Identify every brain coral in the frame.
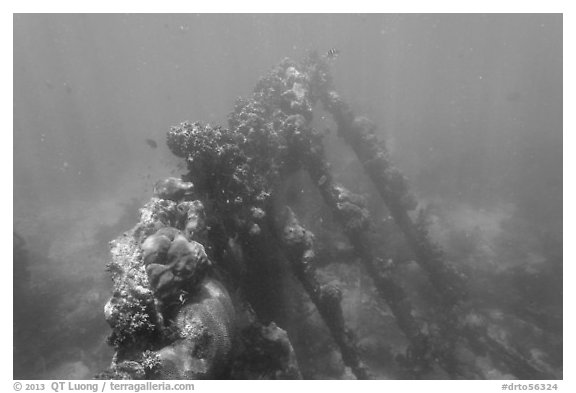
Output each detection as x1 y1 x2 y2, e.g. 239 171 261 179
144 231 211 302
156 278 235 379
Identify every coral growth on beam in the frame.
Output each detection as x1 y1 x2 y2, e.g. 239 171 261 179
101 52 560 380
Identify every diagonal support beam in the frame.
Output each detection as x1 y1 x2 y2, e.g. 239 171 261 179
278 207 371 379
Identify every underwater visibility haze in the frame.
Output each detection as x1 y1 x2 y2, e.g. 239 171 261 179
13 14 562 379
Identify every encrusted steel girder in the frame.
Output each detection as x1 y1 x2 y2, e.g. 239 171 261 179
278 207 371 379
300 52 556 379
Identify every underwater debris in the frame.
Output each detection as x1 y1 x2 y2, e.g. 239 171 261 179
153 177 194 201
102 169 302 379
230 322 302 379
303 51 558 379
103 182 239 377
102 52 559 380
177 200 207 243
305 51 467 308
279 207 370 379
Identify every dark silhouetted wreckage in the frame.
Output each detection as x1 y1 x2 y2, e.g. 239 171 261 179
98 53 561 380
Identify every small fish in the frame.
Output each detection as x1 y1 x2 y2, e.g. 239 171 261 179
178 292 187 304
145 139 158 149
326 48 340 59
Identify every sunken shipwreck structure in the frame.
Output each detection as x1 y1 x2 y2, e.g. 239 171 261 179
99 53 562 380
